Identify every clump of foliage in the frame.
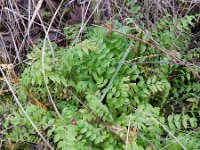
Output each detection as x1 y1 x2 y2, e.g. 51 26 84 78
1 14 200 149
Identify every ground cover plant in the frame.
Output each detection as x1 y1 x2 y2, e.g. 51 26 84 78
0 0 199 150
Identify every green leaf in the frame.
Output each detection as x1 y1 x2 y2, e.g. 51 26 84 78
150 85 158 93
156 84 163 92
57 141 65 149
143 89 151 96
134 96 140 104
140 44 146 53
80 127 88 133
152 76 157 84
147 78 151 85
99 53 106 59
89 134 96 141
186 98 197 103
86 131 92 138
107 67 115 76
54 134 62 143
12 117 21 126
174 115 181 130
189 118 197 128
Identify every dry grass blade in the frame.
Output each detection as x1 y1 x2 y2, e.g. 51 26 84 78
30 0 62 117
160 127 200 150
151 117 187 150
100 42 133 102
20 0 44 49
72 0 103 46
129 105 187 150
125 114 132 150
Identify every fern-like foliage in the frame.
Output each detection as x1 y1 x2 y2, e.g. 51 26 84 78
3 14 200 149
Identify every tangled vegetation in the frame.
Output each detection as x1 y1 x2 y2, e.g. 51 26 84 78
0 1 200 150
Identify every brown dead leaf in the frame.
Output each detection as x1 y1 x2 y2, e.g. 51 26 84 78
9 70 20 84
7 138 14 150
146 145 156 150
28 93 47 110
129 126 138 142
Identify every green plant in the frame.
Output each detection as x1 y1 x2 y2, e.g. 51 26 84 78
2 14 200 149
